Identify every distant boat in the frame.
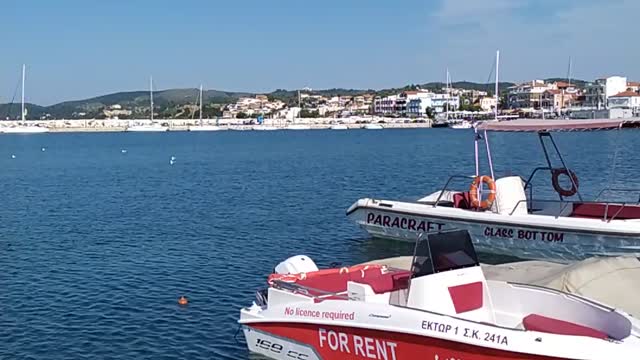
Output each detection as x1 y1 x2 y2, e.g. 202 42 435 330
363 123 383 130
2 65 50 134
252 125 278 131
286 124 312 130
3 126 49 134
449 121 473 129
126 77 168 132
330 124 348 130
188 84 225 131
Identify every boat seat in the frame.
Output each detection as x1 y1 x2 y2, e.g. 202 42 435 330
522 314 608 339
352 270 412 294
570 203 640 220
453 192 471 209
278 268 411 295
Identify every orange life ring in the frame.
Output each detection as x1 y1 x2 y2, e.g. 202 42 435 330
469 175 496 210
551 168 579 197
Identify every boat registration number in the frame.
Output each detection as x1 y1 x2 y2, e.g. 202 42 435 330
422 320 509 346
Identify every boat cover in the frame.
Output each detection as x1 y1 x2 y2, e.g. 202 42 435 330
476 118 625 132
363 256 640 316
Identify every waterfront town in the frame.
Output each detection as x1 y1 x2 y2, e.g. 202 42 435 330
3 75 640 131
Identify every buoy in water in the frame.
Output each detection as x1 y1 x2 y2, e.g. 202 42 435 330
121 149 127 154
178 296 188 305
11 154 16 159
41 147 46 152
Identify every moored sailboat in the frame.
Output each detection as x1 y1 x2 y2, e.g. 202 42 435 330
126 77 168 132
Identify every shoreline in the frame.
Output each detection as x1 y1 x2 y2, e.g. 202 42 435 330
0 118 436 133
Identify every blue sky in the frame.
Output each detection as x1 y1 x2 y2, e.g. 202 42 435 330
2 0 639 105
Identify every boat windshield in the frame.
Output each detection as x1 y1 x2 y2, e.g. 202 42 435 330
411 230 480 278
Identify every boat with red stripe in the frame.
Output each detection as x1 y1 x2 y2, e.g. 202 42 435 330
239 230 640 359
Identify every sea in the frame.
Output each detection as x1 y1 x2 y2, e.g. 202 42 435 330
1 128 638 359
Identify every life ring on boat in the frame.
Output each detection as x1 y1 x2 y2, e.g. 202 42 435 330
551 168 579 197
469 175 496 210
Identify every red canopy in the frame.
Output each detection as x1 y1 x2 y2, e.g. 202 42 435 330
475 118 625 132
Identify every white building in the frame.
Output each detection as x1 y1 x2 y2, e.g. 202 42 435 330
373 95 398 115
406 92 459 117
478 96 497 112
584 76 627 109
608 91 640 110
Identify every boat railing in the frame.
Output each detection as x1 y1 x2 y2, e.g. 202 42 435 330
433 175 476 207
509 198 637 222
270 279 350 301
595 188 640 203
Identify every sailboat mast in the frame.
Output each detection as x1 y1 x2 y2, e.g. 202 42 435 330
298 90 301 122
199 84 203 125
494 50 500 121
567 56 573 87
21 64 26 121
150 76 154 122
445 68 450 121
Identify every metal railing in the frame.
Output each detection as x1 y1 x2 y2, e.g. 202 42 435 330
432 175 476 208
271 279 349 301
595 188 640 203
508 198 640 222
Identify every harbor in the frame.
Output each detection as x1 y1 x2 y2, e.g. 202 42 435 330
4 0 640 358
2 128 640 359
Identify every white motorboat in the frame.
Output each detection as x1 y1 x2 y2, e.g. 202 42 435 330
240 230 640 360
330 124 348 130
253 125 279 131
3 126 49 134
286 124 312 130
187 85 226 132
364 123 383 130
449 120 473 129
347 118 640 262
126 77 168 132
126 122 168 132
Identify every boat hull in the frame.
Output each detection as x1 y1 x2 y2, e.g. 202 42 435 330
126 126 168 132
187 125 225 131
347 199 640 262
2 127 49 134
244 322 579 360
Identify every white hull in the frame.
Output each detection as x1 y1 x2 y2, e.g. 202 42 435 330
126 125 168 132
450 122 473 129
364 124 383 130
253 126 279 131
286 124 312 130
347 198 640 262
1 126 49 134
240 246 640 360
330 124 348 130
188 125 226 131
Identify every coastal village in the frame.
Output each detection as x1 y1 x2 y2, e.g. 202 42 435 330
3 75 640 131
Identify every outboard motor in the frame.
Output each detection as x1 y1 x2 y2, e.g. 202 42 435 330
274 255 319 275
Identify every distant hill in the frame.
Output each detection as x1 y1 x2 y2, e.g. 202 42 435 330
0 79 587 120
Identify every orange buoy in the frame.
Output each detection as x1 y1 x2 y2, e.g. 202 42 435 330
178 296 188 305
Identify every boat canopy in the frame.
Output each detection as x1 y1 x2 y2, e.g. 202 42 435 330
476 118 624 132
